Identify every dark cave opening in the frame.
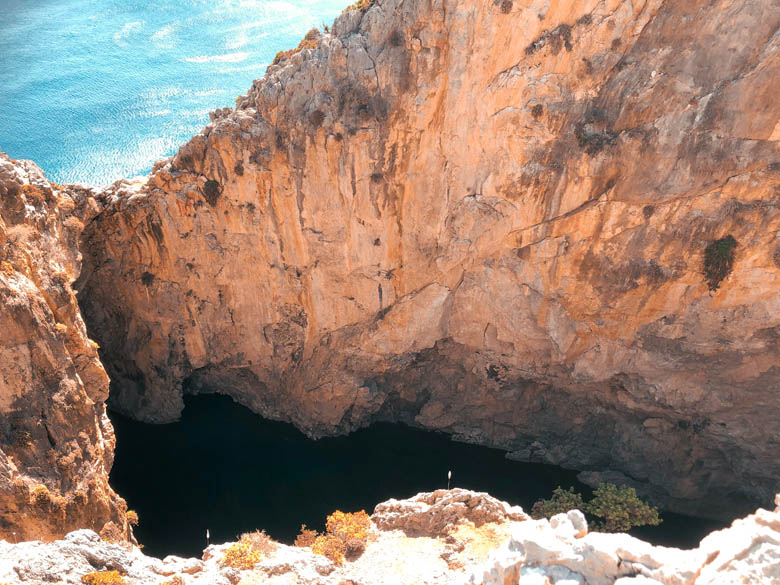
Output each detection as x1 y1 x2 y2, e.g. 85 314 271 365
108 393 727 558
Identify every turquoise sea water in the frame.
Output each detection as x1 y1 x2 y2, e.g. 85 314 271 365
0 0 345 185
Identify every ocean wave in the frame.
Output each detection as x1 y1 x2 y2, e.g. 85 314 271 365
140 109 172 118
193 89 229 97
218 64 269 74
183 52 250 64
139 87 183 103
151 23 177 48
113 21 145 47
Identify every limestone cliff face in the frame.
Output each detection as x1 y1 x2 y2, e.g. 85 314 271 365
78 0 780 518
0 155 131 542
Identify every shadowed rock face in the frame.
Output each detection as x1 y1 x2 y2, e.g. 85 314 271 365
77 0 780 518
0 155 131 542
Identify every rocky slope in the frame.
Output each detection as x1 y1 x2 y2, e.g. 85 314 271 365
0 155 132 543
76 0 780 519
1 489 779 584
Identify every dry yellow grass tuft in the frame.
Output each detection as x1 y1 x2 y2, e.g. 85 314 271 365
221 530 277 570
80 570 126 585
126 510 139 526
296 510 371 565
343 0 374 13
31 484 52 508
311 534 346 565
294 524 318 547
326 510 370 542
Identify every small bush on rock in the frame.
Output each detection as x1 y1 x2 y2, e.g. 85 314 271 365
530 487 584 520
126 510 139 526
31 484 52 508
343 0 374 13
326 509 371 542
295 510 371 565
272 28 321 65
703 234 738 290
586 483 661 533
531 483 661 533
221 530 277 570
311 534 346 565
294 524 318 547
81 571 126 585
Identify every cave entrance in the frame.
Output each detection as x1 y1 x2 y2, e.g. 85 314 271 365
109 394 726 558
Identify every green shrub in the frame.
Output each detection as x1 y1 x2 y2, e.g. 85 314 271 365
703 235 737 290
585 483 661 532
530 483 661 533
203 180 222 206
530 487 584 520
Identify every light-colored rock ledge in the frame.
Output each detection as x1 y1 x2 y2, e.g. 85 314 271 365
1 489 778 585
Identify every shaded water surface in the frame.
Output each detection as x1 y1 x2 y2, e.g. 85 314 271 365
110 394 727 558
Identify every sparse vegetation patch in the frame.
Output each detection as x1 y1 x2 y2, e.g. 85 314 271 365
531 483 661 533
273 28 321 65
221 530 277 570
343 0 375 14
203 180 222 206
295 510 371 565
703 235 737 291
81 571 126 585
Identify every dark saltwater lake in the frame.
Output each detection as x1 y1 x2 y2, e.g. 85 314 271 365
110 394 726 558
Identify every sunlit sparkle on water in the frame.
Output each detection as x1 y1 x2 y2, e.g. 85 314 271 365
0 0 345 185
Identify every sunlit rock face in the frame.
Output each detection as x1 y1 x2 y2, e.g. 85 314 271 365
77 0 780 518
0 154 131 542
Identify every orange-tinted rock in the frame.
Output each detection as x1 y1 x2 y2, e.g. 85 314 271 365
0 155 131 542
77 0 780 518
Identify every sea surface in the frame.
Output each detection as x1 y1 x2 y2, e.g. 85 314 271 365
110 394 727 558
0 0 345 185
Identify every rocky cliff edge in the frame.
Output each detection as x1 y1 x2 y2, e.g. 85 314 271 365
1 489 779 585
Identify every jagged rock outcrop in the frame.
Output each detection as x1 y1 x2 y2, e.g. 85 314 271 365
0 155 131 542
77 0 780 518
1 489 779 584
373 488 529 536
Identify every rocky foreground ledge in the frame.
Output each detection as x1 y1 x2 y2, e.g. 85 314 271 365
1 489 778 585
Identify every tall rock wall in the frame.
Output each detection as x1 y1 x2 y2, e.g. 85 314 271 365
77 0 780 518
0 155 131 542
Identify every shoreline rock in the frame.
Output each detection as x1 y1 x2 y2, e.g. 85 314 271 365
0 489 777 584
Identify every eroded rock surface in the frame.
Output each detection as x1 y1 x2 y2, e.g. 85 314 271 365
0 155 131 542
1 489 779 585
372 488 529 536
77 0 780 517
